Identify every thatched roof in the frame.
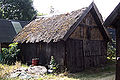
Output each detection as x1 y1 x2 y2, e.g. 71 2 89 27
14 8 87 43
14 2 110 43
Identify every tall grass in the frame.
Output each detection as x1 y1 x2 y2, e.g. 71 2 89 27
0 62 115 80
0 62 26 79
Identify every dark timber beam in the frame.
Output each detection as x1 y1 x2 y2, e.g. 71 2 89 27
115 20 120 80
0 43 2 53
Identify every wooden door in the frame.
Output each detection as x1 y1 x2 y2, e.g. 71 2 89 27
84 40 102 68
66 39 84 72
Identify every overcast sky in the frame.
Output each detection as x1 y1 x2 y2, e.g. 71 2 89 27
33 0 119 20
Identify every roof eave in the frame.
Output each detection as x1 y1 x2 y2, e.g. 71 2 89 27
104 2 120 28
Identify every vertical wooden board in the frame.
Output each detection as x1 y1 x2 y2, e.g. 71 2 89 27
94 56 97 67
36 43 40 57
42 43 49 64
0 43 2 53
83 40 106 68
116 23 120 80
21 43 37 64
90 41 101 56
84 40 91 56
101 41 107 56
80 26 84 39
91 28 103 40
1 43 9 48
84 56 92 68
97 56 99 66
70 40 76 71
67 39 73 71
66 40 70 70
83 27 87 40
66 39 84 72
39 42 48 65
81 12 97 26
86 27 91 40
85 57 88 68
70 26 81 39
75 40 84 70
100 56 106 65
60 41 65 66
53 41 65 66
96 56 100 66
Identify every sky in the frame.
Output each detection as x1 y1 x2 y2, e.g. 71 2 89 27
33 0 120 20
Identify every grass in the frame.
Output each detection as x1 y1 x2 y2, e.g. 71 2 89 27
0 62 28 80
0 61 115 80
38 63 115 80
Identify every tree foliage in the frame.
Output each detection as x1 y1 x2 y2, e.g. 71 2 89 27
0 0 37 21
0 42 20 65
107 39 116 60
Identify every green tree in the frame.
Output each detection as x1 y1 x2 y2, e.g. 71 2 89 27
0 0 37 21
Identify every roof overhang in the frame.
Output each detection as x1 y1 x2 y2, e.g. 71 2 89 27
104 2 120 28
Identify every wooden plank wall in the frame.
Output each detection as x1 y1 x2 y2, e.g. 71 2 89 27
70 11 103 40
37 41 65 66
66 39 84 72
1 43 9 48
0 43 2 53
67 11 107 72
20 41 65 66
81 12 97 26
20 43 37 65
116 23 120 80
66 39 107 72
84 40 107 68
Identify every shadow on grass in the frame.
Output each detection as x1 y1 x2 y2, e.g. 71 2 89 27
66 61 115 80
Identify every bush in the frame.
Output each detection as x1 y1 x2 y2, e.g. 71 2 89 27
48 56 59 73
0 42 20 65
107 40 116 60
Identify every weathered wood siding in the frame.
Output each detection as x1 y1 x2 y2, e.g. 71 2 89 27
20 43 37 64
65 39 107 72
81 12 97 26
66 39 84 72
70 12 103 40
83 40 107 68
66 12 107 72
20 41 65 66
0 43 1 53
116 23 120 80
70 25 103 40
1 43 9 48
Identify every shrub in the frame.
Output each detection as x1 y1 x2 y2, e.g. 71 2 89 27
0 42 20 65
48 56 59 73
107 39 116 60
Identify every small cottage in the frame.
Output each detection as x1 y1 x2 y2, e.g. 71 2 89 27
14 2 109 72
104 2 120 80
0 19 28 53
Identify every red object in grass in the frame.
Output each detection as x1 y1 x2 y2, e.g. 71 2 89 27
32 58 39 66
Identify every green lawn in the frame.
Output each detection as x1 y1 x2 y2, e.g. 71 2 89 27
0 61 115 80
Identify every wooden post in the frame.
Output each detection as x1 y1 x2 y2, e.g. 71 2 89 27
116 26 120 80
